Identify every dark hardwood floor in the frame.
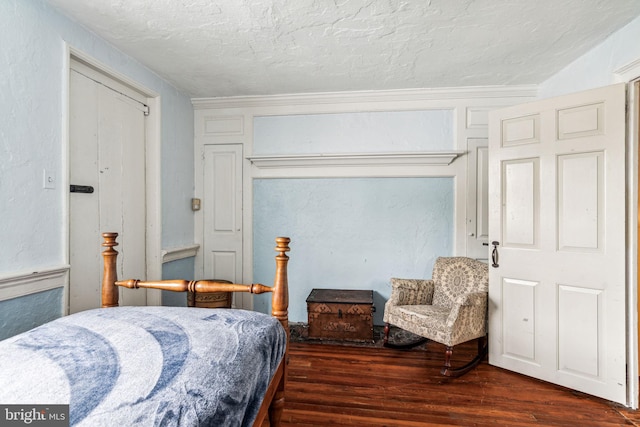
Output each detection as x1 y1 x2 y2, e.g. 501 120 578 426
280 340 640 426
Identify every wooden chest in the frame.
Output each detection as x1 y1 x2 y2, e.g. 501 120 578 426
306 288 374 342
187 279 232 308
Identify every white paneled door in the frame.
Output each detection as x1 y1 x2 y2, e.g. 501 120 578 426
69 64 148 313
202 144 243 305
488 84 627 404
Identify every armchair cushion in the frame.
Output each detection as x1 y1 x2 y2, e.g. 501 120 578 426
385 304 451 343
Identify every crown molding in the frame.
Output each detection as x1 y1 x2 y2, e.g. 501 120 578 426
247 151 465 169
614 57 640 83
192 85 538 110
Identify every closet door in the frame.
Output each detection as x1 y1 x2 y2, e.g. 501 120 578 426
466 137 489 260
69 64 147 313
202 144 243 304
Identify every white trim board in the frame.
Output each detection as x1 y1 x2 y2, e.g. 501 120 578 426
625 77 640 409
0 266 69 302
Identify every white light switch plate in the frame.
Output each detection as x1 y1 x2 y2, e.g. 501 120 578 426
43 169 56 189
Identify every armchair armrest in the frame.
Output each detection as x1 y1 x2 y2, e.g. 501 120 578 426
446 291 488 330
454 291 487 307
388 278 435 306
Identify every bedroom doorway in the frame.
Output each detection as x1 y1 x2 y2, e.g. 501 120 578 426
68 58 149 313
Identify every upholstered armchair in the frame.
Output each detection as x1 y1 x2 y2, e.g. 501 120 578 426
383 257 489 377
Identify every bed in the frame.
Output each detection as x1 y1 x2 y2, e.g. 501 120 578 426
0 232 290 427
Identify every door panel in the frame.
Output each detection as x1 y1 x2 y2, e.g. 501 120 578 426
558 284 601 377
501 114 540 146
489 83 627 404
557 152 603 251
209 252 237 281
502 278 537 361
557 102 603 139
503 158 539 247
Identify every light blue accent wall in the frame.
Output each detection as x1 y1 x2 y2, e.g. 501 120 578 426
0 289 63 340
253 110 454 155
161 258 196 307
253 178 454 325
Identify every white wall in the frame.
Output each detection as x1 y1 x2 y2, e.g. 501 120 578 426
539 15 640 98
0 0 194 337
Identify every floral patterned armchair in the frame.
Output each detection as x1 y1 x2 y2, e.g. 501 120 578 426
383 257 489 377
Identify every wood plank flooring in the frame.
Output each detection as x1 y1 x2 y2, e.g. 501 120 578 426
279 340 640 426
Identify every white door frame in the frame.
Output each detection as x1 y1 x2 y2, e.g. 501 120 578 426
62 45 163 310
615 58 640 408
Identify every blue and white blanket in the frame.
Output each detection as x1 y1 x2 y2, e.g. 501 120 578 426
0 306 286 426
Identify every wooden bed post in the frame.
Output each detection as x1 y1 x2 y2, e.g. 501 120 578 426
269 237 290 426
101 232 119 308
271 237 290 338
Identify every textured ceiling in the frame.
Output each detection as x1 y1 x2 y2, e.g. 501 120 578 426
45 0 640 98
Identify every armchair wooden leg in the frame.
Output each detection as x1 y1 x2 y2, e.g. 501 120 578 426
441 336 488 377
383 323 390 346
383 323 428 349
443 346 454 373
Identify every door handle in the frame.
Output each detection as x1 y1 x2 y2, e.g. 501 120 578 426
491 241 500 268
70 185 94 193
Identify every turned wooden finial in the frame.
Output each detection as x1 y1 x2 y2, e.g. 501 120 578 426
274 237 291 256
101 232 119 308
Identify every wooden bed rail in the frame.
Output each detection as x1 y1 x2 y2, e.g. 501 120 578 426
116 279 274 295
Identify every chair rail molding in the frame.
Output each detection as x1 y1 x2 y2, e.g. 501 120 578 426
162 244 200 263
0 266 69 302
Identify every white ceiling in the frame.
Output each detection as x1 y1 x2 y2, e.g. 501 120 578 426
45 0 640 98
